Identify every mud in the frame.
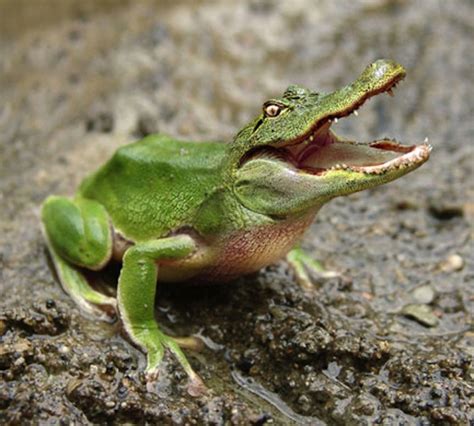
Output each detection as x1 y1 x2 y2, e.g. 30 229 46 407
0 0 473 424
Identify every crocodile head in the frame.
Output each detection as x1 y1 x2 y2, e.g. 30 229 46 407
232 59 431 216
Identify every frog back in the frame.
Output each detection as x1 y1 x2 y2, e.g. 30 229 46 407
79 134 227 241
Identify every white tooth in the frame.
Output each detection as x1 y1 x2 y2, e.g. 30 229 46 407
354 110 358 116
309 135 314 141
334 118 338 123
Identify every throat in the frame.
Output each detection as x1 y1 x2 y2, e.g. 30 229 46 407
211 210 317 279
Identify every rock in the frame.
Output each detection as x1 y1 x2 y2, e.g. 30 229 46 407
411 285 435 304
401 304 439 327
440 254 464 272
428 199 464 220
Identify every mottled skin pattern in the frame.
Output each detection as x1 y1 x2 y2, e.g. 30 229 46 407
41 60 430 394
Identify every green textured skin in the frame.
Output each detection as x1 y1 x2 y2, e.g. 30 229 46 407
68 60 411 250
41 60 429 394
79 135 229 241
225 59 406 168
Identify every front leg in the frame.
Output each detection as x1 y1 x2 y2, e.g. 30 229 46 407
286 246 340 290
117 235 205 396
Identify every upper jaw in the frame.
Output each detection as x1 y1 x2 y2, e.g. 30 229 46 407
273 61 406 151
269 70 431 177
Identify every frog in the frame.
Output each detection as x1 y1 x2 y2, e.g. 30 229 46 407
41 59 430 396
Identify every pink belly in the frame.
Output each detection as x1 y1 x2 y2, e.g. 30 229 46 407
160 211 316 283
213 214 315 278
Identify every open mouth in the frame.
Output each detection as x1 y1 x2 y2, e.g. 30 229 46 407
269 75 431 176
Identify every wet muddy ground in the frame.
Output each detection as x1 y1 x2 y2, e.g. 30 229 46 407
1 0 473 424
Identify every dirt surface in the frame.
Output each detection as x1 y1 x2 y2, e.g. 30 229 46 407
1 0 473 424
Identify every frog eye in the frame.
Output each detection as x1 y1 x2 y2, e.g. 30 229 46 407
264 103 283 118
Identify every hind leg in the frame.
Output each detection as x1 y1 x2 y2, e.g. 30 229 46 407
287 246 340 290
41 196 116 322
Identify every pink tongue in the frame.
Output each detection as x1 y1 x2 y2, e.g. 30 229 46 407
300 142 401 169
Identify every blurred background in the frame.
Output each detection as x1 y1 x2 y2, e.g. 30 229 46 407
1 1 472 424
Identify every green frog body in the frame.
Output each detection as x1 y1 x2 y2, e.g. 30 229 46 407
42 60 430 395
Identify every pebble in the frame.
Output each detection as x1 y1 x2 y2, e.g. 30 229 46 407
402 304 439 327
13 356 25 367
411 285 435 304
440 254 464 272
58 344 70 354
